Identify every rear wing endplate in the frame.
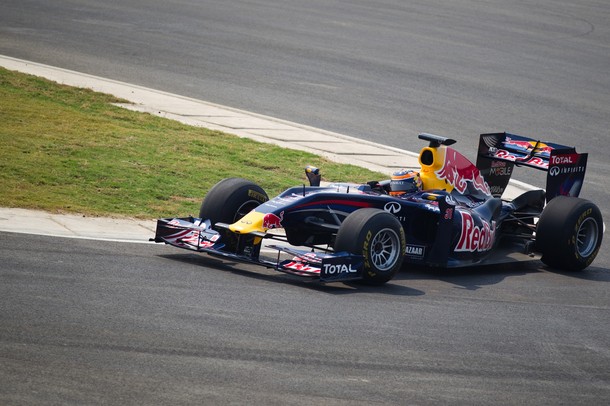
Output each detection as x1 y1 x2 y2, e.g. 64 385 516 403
476 132 588 201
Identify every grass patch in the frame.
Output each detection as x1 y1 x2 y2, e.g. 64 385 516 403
0 67 385 218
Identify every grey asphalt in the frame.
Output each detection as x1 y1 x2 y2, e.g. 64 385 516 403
0 55 531 242
3 231 608 405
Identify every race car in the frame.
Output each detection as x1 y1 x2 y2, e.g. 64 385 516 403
152 132 603 285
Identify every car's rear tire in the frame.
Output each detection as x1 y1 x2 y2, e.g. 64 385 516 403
334 208 406 285
199 178 268 252
536 196 603 271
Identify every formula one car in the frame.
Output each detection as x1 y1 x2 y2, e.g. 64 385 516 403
152 132 603 285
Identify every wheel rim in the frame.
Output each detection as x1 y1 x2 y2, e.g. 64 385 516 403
576 217 599 257
370 228 401 271
234 200 261 222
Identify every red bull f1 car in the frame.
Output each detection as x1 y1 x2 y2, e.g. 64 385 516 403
152 132 604 285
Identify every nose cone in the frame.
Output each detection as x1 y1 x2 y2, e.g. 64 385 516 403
228 211 266 234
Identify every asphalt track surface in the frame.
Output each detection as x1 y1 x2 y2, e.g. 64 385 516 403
1 1 609 404
1 232 609 405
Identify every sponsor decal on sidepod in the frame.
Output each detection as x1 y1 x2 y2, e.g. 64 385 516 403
455 212 496 252
405 244 425 259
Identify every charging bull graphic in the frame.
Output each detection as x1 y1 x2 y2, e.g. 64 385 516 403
436 147 491 196
504 137 553 157
262 211 284 229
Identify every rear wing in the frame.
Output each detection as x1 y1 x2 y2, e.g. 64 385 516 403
476 132 588 201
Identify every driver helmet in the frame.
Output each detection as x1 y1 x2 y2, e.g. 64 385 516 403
389 169 420 196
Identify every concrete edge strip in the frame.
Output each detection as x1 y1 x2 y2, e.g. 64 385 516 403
0 229 155 244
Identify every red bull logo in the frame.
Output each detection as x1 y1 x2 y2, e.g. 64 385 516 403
282 261 320 274
435 147 491 195
262 211 284 229
494 149 548 169
456 212 496 252
505 137 552 154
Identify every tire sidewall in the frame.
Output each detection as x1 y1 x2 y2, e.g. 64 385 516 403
536 196 603 270
199 178 268 223
335 208 406 284
199 178 268 253
572 206 602 267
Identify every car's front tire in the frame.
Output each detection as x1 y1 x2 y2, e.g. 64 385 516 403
334 208 406 285
199 178 268 253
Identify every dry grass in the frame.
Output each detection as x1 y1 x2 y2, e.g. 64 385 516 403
0 68 384 218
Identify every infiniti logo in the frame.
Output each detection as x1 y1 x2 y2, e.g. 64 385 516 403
384 202 401 214
549 166 560 176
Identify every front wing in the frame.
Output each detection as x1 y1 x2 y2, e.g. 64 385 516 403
152 217 364 283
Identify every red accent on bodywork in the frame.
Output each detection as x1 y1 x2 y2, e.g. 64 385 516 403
262 211 284 229
294 200 374 209
455 212 496 252
435 147 491 195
